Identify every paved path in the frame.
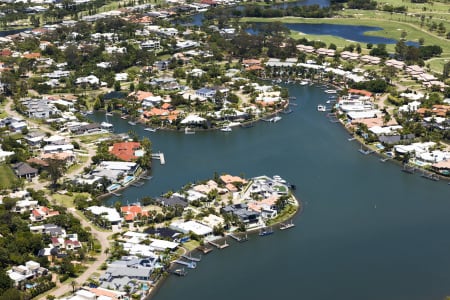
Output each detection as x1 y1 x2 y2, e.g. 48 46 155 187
39 208 112 299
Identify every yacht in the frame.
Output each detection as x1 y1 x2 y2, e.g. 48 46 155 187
220 126 232 132
317 105 327 112
100 121 114 132
105 112 113 116
144 127 156 132
185 127 195 135
325 89 337 94
300 80 309 86
269 116 282 123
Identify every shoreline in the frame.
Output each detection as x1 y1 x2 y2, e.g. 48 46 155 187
145 193 301 300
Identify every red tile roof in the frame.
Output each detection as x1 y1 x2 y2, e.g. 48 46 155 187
348 89 373 98
109 141 141 161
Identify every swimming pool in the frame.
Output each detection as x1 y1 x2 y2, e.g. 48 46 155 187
123 175 135 185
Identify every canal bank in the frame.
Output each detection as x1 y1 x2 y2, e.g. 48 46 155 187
90 83 450 300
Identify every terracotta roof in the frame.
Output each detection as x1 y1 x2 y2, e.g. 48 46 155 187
121 205 149 221
129 90 153 102
220 174 247 184
109 141 141 162
23 52 41 59
348 89 373 97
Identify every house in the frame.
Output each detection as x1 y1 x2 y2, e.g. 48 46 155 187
25 131 46 146
70 123 102 134
360 55 381 65
154 195 188 208
30 223 66 236
21 98 60 119
0 146 14 162
170 220 213 237
12 162 38 179
86 206 123 225
196 87 216 99
30 206 60 222
316 48 335 57
109 141 143 162
221 204 260 224
7 261 48 286
296 44 315 54
432 160 450 176
385 59 405 70
12 198 39 213
121 205 149 222
340 51 360 60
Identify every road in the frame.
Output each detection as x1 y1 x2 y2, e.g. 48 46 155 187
4 98 112 298
39 208 112 299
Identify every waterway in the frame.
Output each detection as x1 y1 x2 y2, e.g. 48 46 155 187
89 84 450 300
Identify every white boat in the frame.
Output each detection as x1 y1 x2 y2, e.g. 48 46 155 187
86 110 93 115
317 105 327 112
100 122 114 131
269 116 282 123
273 175 287 184
185 127 195 135
325 89 337 94
105 112 113 116
128 121 136 126
144 127 156 132
300 80 309 86
220 126 232 132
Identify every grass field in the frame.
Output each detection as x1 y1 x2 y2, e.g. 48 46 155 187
0 164 20 189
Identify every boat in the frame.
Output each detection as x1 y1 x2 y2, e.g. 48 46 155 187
325 89 337 94
144 127 157 132
128 121 136 126
100 121 113 131
317 105 327 112
86 110 93 115
105 112 113 116
280 220 295 230
300 80 309 86
269 116 282 123
220 126 232 132
259 227 274 236
273 175 287 184
121 115 128 120
185 127 195 135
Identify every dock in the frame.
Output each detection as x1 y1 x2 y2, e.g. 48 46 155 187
182 254 202 262
358 147 374 155
379 157 392 163
280 221 295 230
197 246 213 254
421 171 440 181
151 152 166 165
229 233 248 242
402 165 416 174
173 260 197 269
209 239 229 249
131 182 145 187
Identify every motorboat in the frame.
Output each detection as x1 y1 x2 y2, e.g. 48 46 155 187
185 127 195 135
317 105 327 112
144 127 157 132
220 126 232 132
269 116 282 123
325 89 337 94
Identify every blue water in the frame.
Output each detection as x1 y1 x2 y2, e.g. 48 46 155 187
285 23 420 46
89 83 450 300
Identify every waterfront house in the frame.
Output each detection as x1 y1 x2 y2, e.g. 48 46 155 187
109 141 143 162
432 160 450 176
121 205 149 222
221 203 260 225
170 220 213 237
154 195 188 208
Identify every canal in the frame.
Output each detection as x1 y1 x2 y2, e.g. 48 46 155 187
89 83 450 300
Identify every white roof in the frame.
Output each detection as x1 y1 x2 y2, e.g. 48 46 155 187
44 135 65 142
150 239 179 251
180 115 206 124
170 220 212 236
369 125 403 135
86 206 122 223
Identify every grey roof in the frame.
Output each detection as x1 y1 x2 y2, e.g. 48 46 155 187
13 162 38 176
43 224 65 236
105 266 152 278
100 276 136 292
155 196 188 208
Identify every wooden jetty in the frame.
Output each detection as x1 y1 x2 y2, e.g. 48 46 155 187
402 164 416 174
229 233 248 242
209 239 229 249
182 254 202 262
280 221 295 230
197 246 213 254
151 152 166 165
173 260 197 269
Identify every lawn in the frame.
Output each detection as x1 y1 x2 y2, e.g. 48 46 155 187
52 192 91 207
0 164 20 189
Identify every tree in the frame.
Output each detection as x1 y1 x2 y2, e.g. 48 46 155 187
46 159 66 189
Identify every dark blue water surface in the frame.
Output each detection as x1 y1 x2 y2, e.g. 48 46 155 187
90 83 450 300
285 23 419 46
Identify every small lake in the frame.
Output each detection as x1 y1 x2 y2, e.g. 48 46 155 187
285 23 419 46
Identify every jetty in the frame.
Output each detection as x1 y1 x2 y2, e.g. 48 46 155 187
209 239 229 249
197 246 213 254
173 260 197 269
151 152 165 165
380 157 392 163
421 171 440 181
402 164 416 174
280 221 295 230
229 233 248 242
358 146 374 155
182 254 202 262
259 227 274 236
